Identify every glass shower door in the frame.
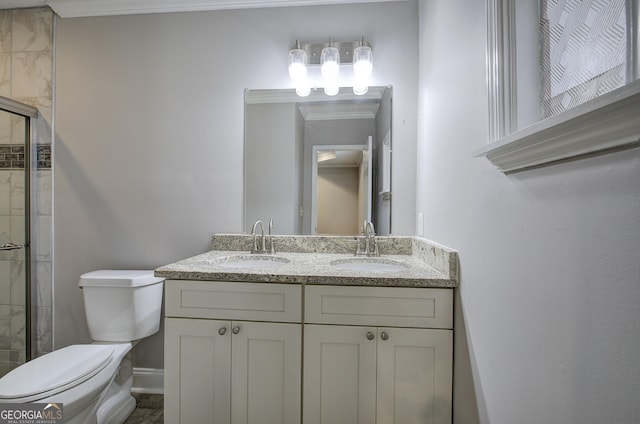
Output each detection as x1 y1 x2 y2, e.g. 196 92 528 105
0 107 30 377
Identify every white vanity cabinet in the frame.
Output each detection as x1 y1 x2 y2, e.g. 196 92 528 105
303 285 453 424
164 280 302 424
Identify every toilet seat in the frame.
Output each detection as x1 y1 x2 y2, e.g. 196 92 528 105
0 344 114 402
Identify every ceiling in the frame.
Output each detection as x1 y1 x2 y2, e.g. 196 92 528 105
0 0 398 18
317 150 363 168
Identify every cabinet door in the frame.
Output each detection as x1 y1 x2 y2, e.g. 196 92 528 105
303 324 377 424
231 321 302 424
165 318 232 424
376 328 453 424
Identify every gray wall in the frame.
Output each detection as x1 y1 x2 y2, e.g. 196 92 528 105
54 2 418 369
417 1 640 424
374 87 391 234
245 102 299 234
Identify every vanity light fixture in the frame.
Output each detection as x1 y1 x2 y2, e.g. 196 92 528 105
288 38 373 97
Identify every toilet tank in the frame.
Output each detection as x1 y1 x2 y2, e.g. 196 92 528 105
79 270 165 342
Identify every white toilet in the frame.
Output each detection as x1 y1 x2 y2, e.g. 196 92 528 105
0 270 164 424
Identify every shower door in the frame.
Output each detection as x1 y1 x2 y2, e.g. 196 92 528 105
0 98 37 377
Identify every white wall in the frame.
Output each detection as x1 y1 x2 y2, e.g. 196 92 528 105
417 1 640 424
54 2 418 369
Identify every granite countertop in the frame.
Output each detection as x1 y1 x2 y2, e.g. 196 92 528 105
155 234 459 288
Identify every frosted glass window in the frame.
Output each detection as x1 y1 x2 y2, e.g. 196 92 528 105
480 0 640 172
540 0 627 117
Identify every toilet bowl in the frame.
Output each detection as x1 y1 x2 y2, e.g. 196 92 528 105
0 270 164 424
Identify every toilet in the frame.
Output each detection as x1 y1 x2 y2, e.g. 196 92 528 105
0 270 164 424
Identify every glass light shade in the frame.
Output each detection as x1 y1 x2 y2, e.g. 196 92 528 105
353 82 369 96
324 81 339 96
320 46 340 80
353 45 373 79
288 48 307 81
296 81 311 97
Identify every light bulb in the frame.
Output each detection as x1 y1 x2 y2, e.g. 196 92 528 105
353 82 368 96
296 81 311 97
320 46 340 80
288 47 307 81
353 45 373 79
324 81 339 96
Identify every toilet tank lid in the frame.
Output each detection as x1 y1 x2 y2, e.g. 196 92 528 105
79 270 164 288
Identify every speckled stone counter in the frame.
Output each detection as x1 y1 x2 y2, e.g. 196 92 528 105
155 235 458 288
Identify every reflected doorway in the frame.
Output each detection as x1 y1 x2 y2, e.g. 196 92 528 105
311 137 372 235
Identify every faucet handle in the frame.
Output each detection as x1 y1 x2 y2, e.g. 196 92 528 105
354 236 365 256
371 238 379 257
268 219 276 254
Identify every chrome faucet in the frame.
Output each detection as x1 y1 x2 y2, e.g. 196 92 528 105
364 220 379 257
250 219 276 254
251 220 267 254
355 220 379 257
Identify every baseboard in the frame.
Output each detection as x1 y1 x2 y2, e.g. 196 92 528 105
132 367 164 394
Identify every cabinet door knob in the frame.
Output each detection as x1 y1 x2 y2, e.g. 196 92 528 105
380 331 389 341
218 327 227 336
366 331 375 340
232 326 241 335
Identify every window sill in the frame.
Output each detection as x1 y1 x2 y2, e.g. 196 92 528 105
475 79 640 173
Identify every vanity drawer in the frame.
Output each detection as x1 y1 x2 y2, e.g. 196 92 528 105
165 280 301 323
305 285 453 329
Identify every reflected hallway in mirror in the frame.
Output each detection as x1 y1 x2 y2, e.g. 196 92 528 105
244 86 392 236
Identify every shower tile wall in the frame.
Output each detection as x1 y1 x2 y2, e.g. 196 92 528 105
0 7 53 376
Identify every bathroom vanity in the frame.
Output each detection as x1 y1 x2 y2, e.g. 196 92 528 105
156 235 458 424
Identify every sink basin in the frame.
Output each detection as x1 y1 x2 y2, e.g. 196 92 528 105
210 255 290 270
329 257 409 272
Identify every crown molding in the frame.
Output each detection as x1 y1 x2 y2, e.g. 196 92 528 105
35 0 399 18
245 87 383 121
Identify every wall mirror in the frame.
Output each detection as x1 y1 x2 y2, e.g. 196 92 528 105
244 86 392 236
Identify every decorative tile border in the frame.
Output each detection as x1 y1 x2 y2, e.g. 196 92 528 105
0 144 50 169
0 145 24 168
36 145 50 169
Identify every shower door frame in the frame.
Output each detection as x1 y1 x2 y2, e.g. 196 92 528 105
0 95 38 362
